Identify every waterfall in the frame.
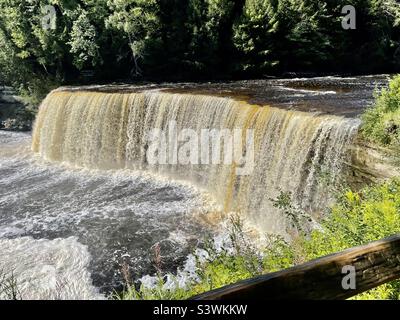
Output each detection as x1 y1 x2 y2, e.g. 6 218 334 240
32 89 360 234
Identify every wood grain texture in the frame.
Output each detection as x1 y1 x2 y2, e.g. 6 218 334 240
191 234 400 300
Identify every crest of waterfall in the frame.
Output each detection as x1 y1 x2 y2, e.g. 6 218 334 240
32 89 360 234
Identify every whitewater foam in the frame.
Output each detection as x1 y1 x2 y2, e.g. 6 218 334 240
0 236 104 300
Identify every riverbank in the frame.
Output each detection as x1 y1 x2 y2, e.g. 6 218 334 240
119 178 400 300
0 86 34 131
0 75 398 300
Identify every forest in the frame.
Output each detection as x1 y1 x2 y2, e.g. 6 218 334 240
1 0 400 103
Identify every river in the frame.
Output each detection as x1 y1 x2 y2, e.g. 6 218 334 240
0 75 389 299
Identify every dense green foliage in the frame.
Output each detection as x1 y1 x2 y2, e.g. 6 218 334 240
362 75 400 160
119 179 400 300
1 0 400 103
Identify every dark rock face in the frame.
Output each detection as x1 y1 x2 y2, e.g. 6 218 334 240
0 86 32 131
345 137 399 190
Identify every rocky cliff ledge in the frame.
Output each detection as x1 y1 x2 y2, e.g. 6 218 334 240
345 137 399 189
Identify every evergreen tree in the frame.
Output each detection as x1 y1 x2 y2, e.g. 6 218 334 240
233 0 333 75
1 0 400 98
233 0 280 74
106 0 161 76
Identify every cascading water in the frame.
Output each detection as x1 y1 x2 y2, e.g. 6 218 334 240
3 76 382 299
32 89 360 234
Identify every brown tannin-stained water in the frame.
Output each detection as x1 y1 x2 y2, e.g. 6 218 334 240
0 75 389 299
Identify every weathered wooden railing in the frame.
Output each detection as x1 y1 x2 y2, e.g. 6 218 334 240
192 234 400 300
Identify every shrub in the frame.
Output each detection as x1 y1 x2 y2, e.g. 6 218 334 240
118 179 400 300
0 270 21 300
361 75 400 147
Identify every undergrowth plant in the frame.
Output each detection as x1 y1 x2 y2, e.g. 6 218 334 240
0 270 21 300
117 179 400 300
361 75 400 164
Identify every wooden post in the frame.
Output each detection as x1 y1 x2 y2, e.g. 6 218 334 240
191 234 400 300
